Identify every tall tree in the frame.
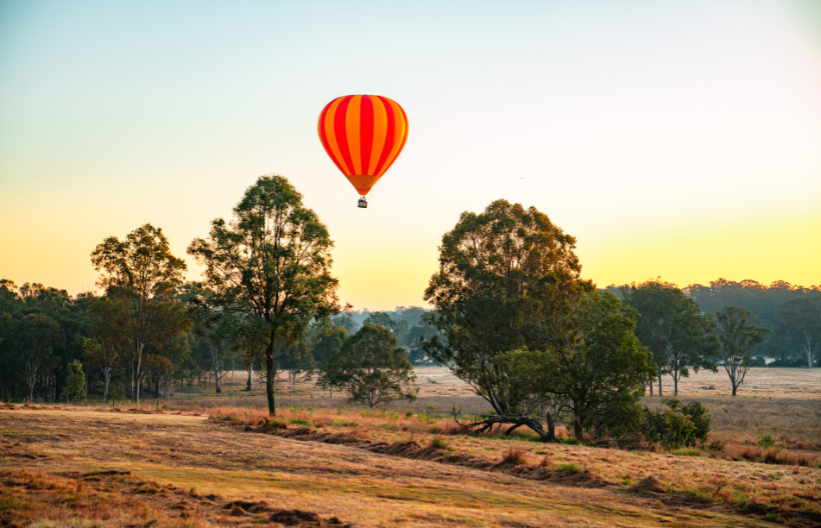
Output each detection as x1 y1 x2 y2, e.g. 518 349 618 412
621 280 713 396
423 199 593 437
773 297 821 368
321 323 417 408
708 306 769 395
188 175 339 415
82 337 120 402
90 224 191 403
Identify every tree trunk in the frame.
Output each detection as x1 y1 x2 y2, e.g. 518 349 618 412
103 367 111 402
673 373 678 396
732 383 738 396
246 368 253 391
212 347 221 394
657 366 663 397
266 340 276 416
649 377 654 396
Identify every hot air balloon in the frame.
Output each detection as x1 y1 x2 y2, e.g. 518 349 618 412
318 95 408 208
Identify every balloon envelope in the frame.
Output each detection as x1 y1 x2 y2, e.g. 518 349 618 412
318 95 408 196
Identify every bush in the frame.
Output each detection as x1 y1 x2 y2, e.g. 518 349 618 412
331 418 357 427
555 463 582 473
558 437 581 446
501 448 528 465
757 433 776 448
429 437 449 450
641 399 711 448
289 418 310 426
705 440 725 453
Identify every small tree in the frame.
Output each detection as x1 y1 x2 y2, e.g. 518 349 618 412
65 359 85 403
82 337 119 402
322 324 417 408
709 306 769 396
310 322 347 397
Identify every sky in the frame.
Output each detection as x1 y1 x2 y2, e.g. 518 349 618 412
1 0 819 311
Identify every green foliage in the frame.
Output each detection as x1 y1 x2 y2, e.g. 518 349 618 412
64 360 85 403
554 463 582 473
289 418 310 426
503 293 656 441
321 324 417 408
429 437 449 450
757 433 776 448
672 448 704 457
706 440 725 453
641 398 711 448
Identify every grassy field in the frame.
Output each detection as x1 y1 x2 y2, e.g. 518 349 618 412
2 368 820 527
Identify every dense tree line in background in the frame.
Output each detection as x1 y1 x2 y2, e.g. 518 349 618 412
605 279 821 368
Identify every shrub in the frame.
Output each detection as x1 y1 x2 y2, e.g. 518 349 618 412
501 448 529 465
289 418 310 426
265 418 287 429
555 463 582 473
331 418 357 427
558 437 581 446
641 399 711 448
405 410 414 417
757 433 776 448
429 437 449 450
705 440 725 453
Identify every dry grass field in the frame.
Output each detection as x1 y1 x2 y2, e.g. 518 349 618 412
1 367 819 527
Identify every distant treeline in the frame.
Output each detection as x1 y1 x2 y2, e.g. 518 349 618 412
603 279 821 366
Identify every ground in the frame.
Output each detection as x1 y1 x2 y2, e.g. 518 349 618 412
1 368 819 527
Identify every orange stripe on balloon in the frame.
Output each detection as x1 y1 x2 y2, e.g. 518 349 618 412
323 97 349 175
368 97 388 175
345 95 362 175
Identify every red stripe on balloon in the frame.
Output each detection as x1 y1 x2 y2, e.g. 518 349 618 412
359 95 374 177
372 95 396 177
334 95 355 175
318 101 347 175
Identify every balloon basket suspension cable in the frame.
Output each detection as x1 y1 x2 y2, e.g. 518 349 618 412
358 196 368 208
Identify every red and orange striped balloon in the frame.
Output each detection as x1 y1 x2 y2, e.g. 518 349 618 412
318 95 408 196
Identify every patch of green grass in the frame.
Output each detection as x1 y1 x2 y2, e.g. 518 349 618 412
430 437 449 450
554 463 582 473
557 437 581 445
289 418 310 426
672 448 704 457
381 423 398 431
331 418 357 427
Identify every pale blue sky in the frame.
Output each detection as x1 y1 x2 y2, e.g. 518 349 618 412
1 0 820 309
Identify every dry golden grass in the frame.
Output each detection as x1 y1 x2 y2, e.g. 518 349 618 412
3 403 820 527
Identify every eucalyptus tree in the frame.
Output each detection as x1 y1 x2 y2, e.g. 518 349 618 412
621 280 714 396
773 297 821 368
423 199 594 438
708 307 769 395
503 293 655 441
14 313 63 401
90 224 192 403
188 175 339 415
